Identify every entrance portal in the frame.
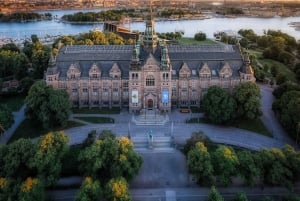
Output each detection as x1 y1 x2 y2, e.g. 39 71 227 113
147 99 153 108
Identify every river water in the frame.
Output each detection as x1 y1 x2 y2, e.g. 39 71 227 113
0 9 299 41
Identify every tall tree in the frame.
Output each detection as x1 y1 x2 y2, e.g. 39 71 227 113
3 138 35 179
233 82 262 119
105 177 131 201
30 131 69 186
78 134 142 181
259 148 293 187
0 104 14 132
272 82 300 99
207 186 224 201
75 177 102 201
0 178 20 201
272 90 300 139
25 81 71 129
187 142 214 184
213 146 239 186
19 177 44 201
237 151 260 186
202 86 236 124
282 145 300 183
233 192 248 201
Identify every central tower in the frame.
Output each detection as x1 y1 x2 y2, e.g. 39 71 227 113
142 2 158 53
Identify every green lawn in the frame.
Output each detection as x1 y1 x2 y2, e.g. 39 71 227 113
178 37 218 45
8 119 85 143
232 118 272 137
246 49 297 82
187 117 272 137
72 107 120 114
0 94 26 111
75 117 114 124
258 59 297 82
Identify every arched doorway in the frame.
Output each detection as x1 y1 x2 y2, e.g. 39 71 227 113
147 99 153 109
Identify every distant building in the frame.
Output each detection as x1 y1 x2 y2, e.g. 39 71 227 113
46 12 255 113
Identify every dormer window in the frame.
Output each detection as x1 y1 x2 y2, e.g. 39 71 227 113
67 63 81 80
220 62 232 79
89 63 101 80
179 63 191 79
110 63 121 79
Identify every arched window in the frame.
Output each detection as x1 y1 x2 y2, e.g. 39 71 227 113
146 75 155 86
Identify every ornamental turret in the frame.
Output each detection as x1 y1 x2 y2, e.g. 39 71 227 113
161 41 171 70
142 4 158 53
130 40 141 70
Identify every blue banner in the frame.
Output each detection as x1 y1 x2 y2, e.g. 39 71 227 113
162 90 169 103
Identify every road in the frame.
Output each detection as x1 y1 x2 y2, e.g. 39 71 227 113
47 185 300 201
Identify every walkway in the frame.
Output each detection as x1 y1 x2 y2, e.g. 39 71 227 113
0 84 295 151
68 111 286 151
0 105 25 144
259 84 296 146
47 185 300 201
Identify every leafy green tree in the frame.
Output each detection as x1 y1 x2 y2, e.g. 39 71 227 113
183 131 211 155
233 82 262 119
1 43 20 53
272 90 300 138
194 32 206 41
212 146 239 186
107 32 124 45
0 104 14 131
19 177 44 201
22 40 34 59
276 73 288 85
14 52 30 79
203 86 236 124
31 46 51 78
105 177 131 201
282 194 300 201
259 148 293 187
89 31 108 45
3 138 35 179
0 145 7 177
272 82 300 99
0 50 19 77
278 51 295 65
270 64 279 77
207 186 224 201
237 151 260 186
31 34 39 43
295 63 300 81
257 35 271 48
75 177 102 201
233 192 248 201
30 132 69 186
0 178 21 201
187 142 214 184
239 37 249 48
78 134 142 181
282 145 300 182
25 81 71 129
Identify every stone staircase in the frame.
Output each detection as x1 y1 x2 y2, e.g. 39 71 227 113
132 109 169 126
131 134 174 152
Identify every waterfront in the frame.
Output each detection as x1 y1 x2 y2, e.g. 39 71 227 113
0 9 300 42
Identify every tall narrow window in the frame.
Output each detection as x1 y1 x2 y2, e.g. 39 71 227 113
146 75 155 86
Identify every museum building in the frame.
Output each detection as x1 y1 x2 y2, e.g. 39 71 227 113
45 15 255 113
